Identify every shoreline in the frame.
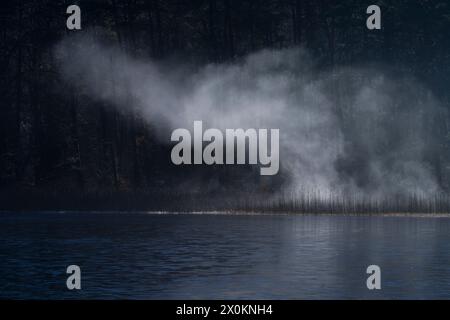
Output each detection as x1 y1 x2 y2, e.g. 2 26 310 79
2 210 450 217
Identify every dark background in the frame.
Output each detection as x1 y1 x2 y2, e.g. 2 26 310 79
1 0 450 211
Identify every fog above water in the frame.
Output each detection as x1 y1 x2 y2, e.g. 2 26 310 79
55 34 444 199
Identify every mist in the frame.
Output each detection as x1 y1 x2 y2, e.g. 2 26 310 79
54 34 444 200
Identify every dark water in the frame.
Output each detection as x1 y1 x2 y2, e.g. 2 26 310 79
1 212 450 299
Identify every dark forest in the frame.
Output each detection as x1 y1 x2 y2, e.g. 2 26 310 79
1 0 450 212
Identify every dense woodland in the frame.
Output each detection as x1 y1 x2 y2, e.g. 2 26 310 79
2 1 450 212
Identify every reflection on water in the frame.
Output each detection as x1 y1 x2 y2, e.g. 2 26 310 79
1 212 450 299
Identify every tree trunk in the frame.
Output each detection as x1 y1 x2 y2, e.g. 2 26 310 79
14 2 23 183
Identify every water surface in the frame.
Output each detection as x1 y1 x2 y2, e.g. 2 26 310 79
1 212 450 299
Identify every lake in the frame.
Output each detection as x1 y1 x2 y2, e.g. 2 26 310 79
1 212 450 299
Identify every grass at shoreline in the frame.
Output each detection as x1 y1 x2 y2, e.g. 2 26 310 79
2 210 450 217
2 189 450 215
